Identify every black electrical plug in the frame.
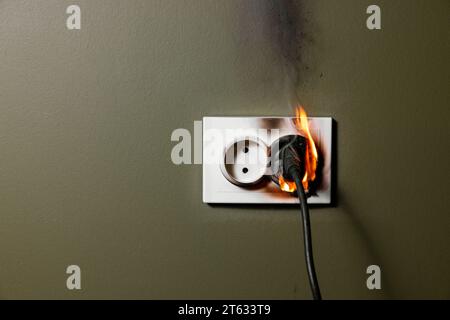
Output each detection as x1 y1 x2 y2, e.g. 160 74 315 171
270 135 322 300
270 135 306 187
280 135 307 183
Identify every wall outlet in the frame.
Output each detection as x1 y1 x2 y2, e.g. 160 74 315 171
220 137 269 187
203 117 334 205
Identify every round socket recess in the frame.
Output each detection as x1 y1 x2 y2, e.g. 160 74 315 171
220 137 269 187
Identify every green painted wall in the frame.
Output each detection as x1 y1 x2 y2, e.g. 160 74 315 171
0 0 448 299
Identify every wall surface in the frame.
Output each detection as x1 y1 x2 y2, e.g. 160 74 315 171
0 0 448 299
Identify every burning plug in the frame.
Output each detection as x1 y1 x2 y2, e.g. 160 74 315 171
271 108 320 197
270 134 307 194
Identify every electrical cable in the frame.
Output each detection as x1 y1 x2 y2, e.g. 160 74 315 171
273 134 322 300
291 172 322 300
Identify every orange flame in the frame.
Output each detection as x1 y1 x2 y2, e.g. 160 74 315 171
279 107 318 192
278 176 297 193
296 107 318 190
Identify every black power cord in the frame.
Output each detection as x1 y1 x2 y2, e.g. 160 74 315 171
274 135 322 300
291 170 322 301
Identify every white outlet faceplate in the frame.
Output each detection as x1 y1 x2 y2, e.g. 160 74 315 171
203 117 334 204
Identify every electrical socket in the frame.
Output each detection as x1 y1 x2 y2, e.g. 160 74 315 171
220 137 270 187
203 117 333 205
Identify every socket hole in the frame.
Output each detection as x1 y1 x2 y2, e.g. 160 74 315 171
242 168 249 174
244 147 249 154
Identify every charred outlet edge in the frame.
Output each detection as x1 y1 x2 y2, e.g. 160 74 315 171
270 135 321 197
